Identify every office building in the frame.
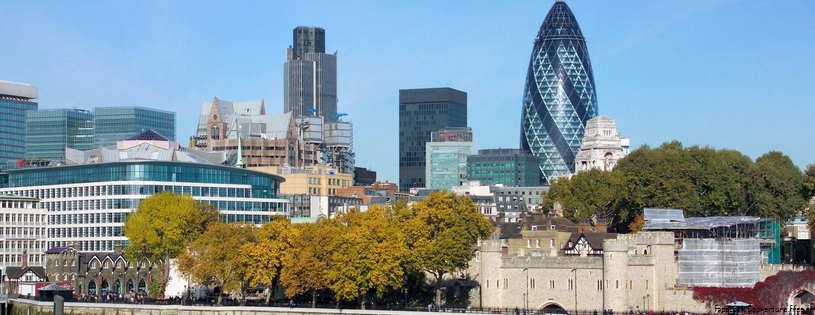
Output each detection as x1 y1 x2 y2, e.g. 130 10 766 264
520 1 598 185
0 195 45 267
353 167 376 186
399 88 467 192
93 107 175 148
0 81 38 169
0 130 289 252
425 127 475 191
573 115 628 174
467 149 542 187
193 97 323 169
284 27 338 122
26 109 94 164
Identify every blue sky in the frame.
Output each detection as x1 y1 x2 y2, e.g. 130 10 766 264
1 0 813 183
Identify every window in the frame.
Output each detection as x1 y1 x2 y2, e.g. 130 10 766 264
535 239 540 248
527 239 531 248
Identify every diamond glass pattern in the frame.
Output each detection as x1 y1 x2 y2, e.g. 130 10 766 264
520 1 598 185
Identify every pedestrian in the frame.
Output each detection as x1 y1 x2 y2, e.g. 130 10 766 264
290 299 295 308
516 307 521 315
429 303 434 312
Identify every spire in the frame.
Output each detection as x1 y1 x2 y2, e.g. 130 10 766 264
236 125 245 168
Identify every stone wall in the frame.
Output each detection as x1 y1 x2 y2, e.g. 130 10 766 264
11 299 439 315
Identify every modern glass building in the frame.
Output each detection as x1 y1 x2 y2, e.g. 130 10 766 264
399 88 467 192
26 109 94 163
467 149 542 187
0 81 38 170
425 127 475 191
520 1 598 185
93 107 176 148
284 27 338 122
0 131 287 252
0 161 288 252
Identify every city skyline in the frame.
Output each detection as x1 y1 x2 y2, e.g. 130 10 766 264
1 1 813 183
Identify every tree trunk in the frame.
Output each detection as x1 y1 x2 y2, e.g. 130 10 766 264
311 289 317 308
267 274 280 305
161 251 171 299
435 272 444 308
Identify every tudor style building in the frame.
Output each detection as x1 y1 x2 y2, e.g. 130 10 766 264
44 244 161 296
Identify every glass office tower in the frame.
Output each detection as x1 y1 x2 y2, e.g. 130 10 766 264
26 109 94 162
93 107 176 147
0 81 38 169
399 88 467 192
284 27 338 122
520 1 598 185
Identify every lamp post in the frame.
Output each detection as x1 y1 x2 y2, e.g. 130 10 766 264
523 267 529 311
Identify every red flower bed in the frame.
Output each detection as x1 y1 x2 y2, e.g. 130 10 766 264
692 270 815 309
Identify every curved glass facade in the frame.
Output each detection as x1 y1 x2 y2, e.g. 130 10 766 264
520 1 598 185
1 161 288 252
6 161 280 199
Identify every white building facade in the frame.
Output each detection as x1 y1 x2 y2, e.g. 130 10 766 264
0 195 45 267
574 115 628 174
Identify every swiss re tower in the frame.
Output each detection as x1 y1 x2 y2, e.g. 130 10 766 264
520 0 598 185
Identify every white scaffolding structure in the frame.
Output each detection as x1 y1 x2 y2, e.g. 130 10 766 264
677 239 760 287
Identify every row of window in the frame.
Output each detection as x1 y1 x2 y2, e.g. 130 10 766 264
1 213 45 223
0 227 46 238
485 278 649 291
49 226 123 238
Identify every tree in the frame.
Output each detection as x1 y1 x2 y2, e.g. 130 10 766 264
543 168 618 224
400 191 492 306
240 217 293 305
801 164 815 201
329 205 407 308
611 142 754 231
746 151 805 221
280 218 342 308
177 222 255 306
122 191 219 297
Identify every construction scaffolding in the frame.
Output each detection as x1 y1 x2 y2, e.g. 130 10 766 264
643 208 778 288
677 238 761 287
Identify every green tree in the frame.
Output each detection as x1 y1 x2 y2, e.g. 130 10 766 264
801 164 815 201
329 205 407 308
612 142 699 230
240 217 293 305
686 146 752 217
543 168 618 224
177 222 255 306
122 191 219 297
280 218 342 308
745 151 805 221
399 191 492 306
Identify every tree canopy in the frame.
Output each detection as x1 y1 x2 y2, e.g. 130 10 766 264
398 190 493 305
177 221 256 305
544 142 808 232
121 191 219 297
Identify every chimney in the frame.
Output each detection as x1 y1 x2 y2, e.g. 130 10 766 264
114 241 123 254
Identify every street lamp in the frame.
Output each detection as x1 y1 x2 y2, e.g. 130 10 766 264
523 267 529 311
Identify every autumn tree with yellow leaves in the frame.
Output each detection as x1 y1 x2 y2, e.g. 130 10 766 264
122 191 219 298
177 221 256 306
329 205 408 308
280 218 342 308
240 217 293 305
399 191 493 306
